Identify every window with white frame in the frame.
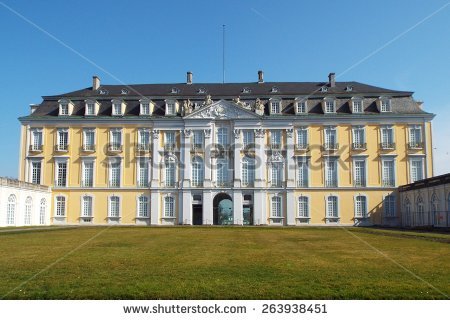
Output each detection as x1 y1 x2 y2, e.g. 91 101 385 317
270 130 282 149
298 196 309 218
55 160 68 187
59 103 69 115
217 128 228 147
271 196 282 217
165 158 176 187
297 158 309 187
270 162 283 187
296 127 308 149
270 100 281 114
57 129 69 151
384 195 396 217
326 195 338 218
409 125 423 148
85 102 95 115
137 195 149 218
355 195 367 218
109 159 121 187
140 102 150 115
109 196 120 217
110 129 122 151
241 157 255 186
191 156 204 187
55 195 66 216
353 159 366 187
324 127 337 149
216 158 229 185
165 131 176 150
82 160 94 187
352 126 365 149
410 158 424 183
324 158 338 187
137 158 150 187
324 99 336 113
39 198 46 225
352 99 363 113
242 130 254 149
112 101 123 116
6 194 16 225
31 128 43 151
31 160 42 184
166 101 176 115
138 129 151 151
193 130 204 150
381 158 395 187
296 99 307 114
380 98 391 112
24 197 32 225
83 129 95 151
82 195 93 217
380 126 394 149
164 196 175 217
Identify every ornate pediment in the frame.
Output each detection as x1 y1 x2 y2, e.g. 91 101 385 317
184 99 261 119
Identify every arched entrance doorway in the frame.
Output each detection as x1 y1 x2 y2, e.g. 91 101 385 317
213 193 233 225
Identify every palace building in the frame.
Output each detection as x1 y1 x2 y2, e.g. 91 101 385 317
17 71 434 226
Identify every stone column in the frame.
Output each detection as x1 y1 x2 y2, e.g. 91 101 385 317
203 190 213 225
182 191 192 225
182 129 192 188
150 130 160 225
286 191 295 225
233 129 241 188
233 191 243 225
286 128 295 188
203 128 212 188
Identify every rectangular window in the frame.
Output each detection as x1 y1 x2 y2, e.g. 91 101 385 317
354 159 366 187
167 102 176 115
109 160 121 187
112 103 122 115
382 159 395 187
352 127 365 149
110 129 122 151
380 99 391 112
60 104 69 115
31 161 42 184
138 129 151 151
82 196 93 217
193 130 204 150
138 196 149 217
56 196 66 216
296 128 308 149
296 101 307 114
86 103 95 115
82 161 94 187
324 127 337 149
352 100 363 113
355 196 367 218
138 158 150 187
325 158 337 187
57 129 69 151
83 129 95 151
325 100 335 113
165 162 176 187
297 159 308 187
409 125 423 148
327 196 338 218
216 159 229 185
241 158 255 186
298 196 309 218
56 161 67 187
384 195 396 217
141 103 150 115
164 197 175 217
31 129 43 151
271 197 282 217
242 130 254 149
270 130 282 149
109 196 120 217
270 101 280 114
381 126 394 149
165 131 176 151
410 159 424 183
270 162 283 187
217 128 228 147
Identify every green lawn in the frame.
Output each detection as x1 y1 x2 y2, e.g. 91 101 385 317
0 226 449 299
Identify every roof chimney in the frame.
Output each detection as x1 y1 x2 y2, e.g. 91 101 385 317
328 72 336 87
187 71 193 85
92 76 100 91
258 70 264 83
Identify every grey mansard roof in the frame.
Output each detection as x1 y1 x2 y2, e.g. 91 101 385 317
21 80 432 119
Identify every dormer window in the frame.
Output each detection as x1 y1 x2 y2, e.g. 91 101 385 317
85 100 98 116
197 88 206 94
271 86 279 93
380 98 392 112
111 99 125 116
295 98 307 114
58 99 73 116
324 99 336 113
140 100 151 115
320 86 328 93
345 86 353 92
121 88 129 95
242 87 251 94
171 87 179 94
99 89 108 95
269 99 281 114
352 98 363 113
165 100 177 115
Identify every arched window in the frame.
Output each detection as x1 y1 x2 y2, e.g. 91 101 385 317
431 193 439 225
24 196 32 225
355 195 367 218
39 198 47 225
82 195 93 217
109 196 120 217
416 196 424 226
326 196 338 218
164 157 176 187
55 196 66 216
164 196 175 217
298 196 309 218
271 196 282 217
138 195 149 218
404 197 411 226
6 194 16 225
191 156 204 187
241 157 255 186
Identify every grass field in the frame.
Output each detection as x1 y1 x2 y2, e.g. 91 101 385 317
0 226 449 299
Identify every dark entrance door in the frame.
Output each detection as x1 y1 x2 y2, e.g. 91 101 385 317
243 205 253 225
213 193 233 225
193 204 203 225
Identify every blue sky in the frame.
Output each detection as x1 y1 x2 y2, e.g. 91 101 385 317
0 0 449 177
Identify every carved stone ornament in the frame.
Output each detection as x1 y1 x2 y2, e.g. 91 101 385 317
233 129 241 139
268 151 284 163
286 128 294 138
204 129 212 138
151 129 160 139
183 129 192 137
254 128 265 138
